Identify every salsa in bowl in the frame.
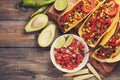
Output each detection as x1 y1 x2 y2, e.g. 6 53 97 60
50 34 89 73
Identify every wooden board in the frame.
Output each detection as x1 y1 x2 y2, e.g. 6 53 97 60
46 1 118 76
0 0 120 80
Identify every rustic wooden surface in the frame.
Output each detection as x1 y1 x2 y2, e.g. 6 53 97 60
0 0 120 80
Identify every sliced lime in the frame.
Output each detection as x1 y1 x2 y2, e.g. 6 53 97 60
54 0 68 11
64 35 74 47
54 37 66 48
115 0 120 5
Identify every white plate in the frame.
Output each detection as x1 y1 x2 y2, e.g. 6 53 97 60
50 34 89 73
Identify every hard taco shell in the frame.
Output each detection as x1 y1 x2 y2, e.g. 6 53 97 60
57 0 105 33
78 6 119 47
92 47 120 63
92 18 120 63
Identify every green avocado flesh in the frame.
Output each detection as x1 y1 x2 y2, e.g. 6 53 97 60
54 0 68 11
38 24 56 47
25 14 48 32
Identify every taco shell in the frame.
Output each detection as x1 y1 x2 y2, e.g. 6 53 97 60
92 18 120 63
92 47 120 63
78 3 119 47
57 0 105 33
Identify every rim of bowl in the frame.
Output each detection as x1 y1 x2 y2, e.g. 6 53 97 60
50 34 89 73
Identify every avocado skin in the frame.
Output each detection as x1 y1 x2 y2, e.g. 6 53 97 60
38 24 56 47
25 14 48 32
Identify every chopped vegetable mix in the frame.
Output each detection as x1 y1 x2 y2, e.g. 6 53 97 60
54 38 85 70
82 0 118 46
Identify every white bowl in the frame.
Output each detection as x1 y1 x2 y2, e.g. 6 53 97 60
50 34 89 73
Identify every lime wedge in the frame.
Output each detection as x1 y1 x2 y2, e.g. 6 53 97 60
115 0 120 5
54 37 66 48
64 35 74 47
54 0 68 11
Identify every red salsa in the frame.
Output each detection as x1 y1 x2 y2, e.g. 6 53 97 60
54 38 85 70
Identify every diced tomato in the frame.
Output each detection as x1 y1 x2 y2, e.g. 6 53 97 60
54 37 85 70
56 60 61 64
70 38 78 47
79 42 85 49
77 54 84 63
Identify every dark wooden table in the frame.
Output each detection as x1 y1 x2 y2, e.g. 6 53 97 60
0 0 120 80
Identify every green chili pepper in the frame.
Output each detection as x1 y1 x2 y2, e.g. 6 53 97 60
22 0 55 7
31 6 48 17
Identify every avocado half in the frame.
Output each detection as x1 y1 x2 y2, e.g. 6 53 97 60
25 14 48 32
38 24 56 47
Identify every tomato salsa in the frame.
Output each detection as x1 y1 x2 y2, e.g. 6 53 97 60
54 38 85 70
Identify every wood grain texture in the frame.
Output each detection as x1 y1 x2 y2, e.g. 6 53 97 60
0 48 71 80
0 21 61 47
0 0 35 20
0 21 38 47
0 48 119 80
0 0 120 80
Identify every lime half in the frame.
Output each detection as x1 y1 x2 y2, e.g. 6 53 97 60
115 0 120 5
64 35 74 47
54 0 68 11
54 37 66 48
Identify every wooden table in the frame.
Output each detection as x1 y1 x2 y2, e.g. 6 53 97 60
0 0 120 80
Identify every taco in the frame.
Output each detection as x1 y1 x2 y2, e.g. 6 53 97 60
57 0 105 33
92 21 120 63
78 0 119 47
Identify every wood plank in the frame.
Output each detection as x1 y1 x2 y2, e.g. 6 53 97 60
0 7 34 20
0 48 119 80
0 0 34 20
0 21 61 47
0 0 21 8
0 21 38 47
0 0 76 20
0 48 71 80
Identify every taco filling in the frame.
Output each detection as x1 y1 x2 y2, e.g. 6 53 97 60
57 0 103 33
95 22 120 59
80 0 119 47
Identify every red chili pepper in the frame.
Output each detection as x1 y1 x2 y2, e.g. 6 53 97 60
81 5 92 13
116 22 120 31
63 10 72 22
97 17 104 35
81 0 95 13
84 16 96 39
100 19 111 35
105 2 119 17
111 37 117 43
63 2 82 22
110 43 118 46
98 17 104 23
109 37 120 46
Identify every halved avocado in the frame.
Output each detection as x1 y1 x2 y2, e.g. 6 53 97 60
38 24 56 47
54 0 68 11
25 14 48 32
